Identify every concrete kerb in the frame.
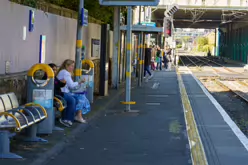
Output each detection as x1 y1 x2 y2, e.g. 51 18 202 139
176 69 208 165
28 88 125 165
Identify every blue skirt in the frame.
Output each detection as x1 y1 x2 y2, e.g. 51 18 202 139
71 93 91 115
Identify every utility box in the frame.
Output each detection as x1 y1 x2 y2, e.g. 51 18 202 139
27 64 54 134
82 59 94 103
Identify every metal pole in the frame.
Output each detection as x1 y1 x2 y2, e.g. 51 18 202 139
112 7 120 89
143 6 146 22
122 32 126 81
75 0 84 81
125 7 132 111
147 6 151 45
138 33 142 86
142 32 145 82
138 6 141 24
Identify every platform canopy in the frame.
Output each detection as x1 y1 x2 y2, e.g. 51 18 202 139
152 7 248 29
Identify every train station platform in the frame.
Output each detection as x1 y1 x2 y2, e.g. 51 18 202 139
45 70 191 165
24 68 248 165
179 67 248 165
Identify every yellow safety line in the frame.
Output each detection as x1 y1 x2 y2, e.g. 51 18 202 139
0 112 22 132
120 101 136 105
177 70 208 165
54 97 64 112
25 103 48 118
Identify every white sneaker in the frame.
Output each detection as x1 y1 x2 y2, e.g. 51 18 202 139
59 119 71 127
148 74 153 79
67 121 73 126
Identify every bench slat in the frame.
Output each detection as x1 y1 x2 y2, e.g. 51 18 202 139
0 93 47 132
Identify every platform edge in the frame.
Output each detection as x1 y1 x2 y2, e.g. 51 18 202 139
177 69 208 165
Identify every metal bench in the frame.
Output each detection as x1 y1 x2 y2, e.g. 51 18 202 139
54 95 67 112
53 95 67 131
0 92 47 159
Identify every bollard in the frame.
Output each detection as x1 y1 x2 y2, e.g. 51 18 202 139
27 64 54 135
82 59 94 103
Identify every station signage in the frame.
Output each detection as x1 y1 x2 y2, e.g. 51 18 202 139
141 22 156 27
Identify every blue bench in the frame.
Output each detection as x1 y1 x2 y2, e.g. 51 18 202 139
54 95 67 112
53 95 67 131
0 92 47 159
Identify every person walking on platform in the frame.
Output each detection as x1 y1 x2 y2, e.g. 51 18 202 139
156 46 162 71
144 45 153 79
163 50 168 70
165 46 172 71
151 56 156 71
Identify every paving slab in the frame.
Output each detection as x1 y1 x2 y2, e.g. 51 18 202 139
44 70 191 165
182 74 248 165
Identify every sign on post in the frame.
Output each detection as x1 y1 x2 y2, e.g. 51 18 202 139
81 8 88 26
141 22 156 27
99 0 160 6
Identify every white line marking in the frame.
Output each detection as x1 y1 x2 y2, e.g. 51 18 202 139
151 82 160 89
146 103 161 106
147 95 168 97
186 69 248 151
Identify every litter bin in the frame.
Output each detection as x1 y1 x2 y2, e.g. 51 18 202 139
82 59 94 103
27 64 54 134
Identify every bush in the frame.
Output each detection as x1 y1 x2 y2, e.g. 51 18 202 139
176 44 182 48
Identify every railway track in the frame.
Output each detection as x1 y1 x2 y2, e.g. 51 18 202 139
179 54 248 117
179 55 243 75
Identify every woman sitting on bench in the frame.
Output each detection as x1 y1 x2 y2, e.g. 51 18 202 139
45 63 75 127
48 63 66 97
57 59 90 124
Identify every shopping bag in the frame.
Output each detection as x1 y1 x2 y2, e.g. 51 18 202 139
70 83 86 94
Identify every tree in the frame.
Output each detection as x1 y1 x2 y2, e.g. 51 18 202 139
182 36 190 43
12 0 117 28
196 37 208 46
196 36 209 52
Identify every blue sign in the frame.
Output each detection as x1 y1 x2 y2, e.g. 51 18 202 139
29 10 35 32
141 22 156 27
39 35 46 63
81 8 88 26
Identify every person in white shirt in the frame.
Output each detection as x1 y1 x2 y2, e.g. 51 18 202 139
57 59 89 125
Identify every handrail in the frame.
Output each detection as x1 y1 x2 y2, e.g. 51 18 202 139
25 103 47 118
0 112 22 132
54 97 64 112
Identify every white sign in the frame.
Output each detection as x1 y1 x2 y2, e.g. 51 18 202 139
82 75 94 87
33 89 53 109
39 35 46 63
172 41 176 49
91 39 100 57
23 26 27 41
